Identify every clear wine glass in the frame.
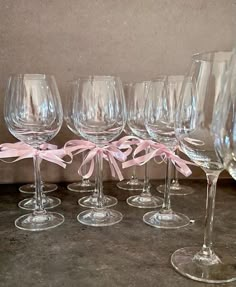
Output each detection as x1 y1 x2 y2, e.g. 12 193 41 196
66 80 118 208
156 76 194 196
143 76 190 228
5 74 64 231
171 51 236 283
126 81 163 208
73 76 126 226
64 82 95 193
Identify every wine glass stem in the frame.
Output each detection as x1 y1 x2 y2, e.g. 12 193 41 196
172 149 179 185
81 151 88 183
201 172 220 256
33 153 44 213
162 158 172 211
140 162 150 196
95 151 104 209
172 164 179 185
131 165 137 180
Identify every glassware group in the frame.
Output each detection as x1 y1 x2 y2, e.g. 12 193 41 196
3 49 236 283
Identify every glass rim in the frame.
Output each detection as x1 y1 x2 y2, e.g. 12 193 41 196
149 75 167 82
167 75 184 81
70 75 122 82
7 73 56 79
192 50 233 62
122 80 151 85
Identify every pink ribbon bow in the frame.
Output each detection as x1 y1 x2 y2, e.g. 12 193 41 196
122 139 193 177
0 142 68 168
64 138 131 181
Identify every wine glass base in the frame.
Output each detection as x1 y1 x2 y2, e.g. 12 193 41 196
18 196 61 211
15 212 64 231
78 195 118 208
126 195 163 208
116 179 144 191
171 247 236 283
143 210 190 229
19 183 58 194
67 181 95 193
77 208 123 227
156 184 194 196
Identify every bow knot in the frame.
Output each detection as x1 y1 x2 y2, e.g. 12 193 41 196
0 142 68 168
64 139 131 181
122 139 193 177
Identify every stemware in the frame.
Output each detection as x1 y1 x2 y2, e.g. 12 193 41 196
171 51 236 283
156 76 194 196
73 76 126 226
5 74 64 231
126 81 163 208
64 83 95 193
143 76 190 228
66 80 118 208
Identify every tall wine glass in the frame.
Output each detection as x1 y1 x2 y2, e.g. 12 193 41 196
64 82 95 193
156 76 194 196
126 81 163 208
143 76 190 228
171 51 236 283
117 82 144 191
5 74 64 231
66 80 118 208
73 76 126 226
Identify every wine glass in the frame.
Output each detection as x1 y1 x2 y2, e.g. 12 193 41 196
66 80 118 208
64 82 95 193
171 51 236 283
156 76 194 196
73 76 126 226
117 82 144 191
5 74 64 231
126 81 163 208
143 76 190 228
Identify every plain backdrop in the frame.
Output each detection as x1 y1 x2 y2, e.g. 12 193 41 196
0 0 235 183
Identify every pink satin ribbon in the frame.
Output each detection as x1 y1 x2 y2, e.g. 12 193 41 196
64 139 133 181
122 139 193 177
0 142 68 168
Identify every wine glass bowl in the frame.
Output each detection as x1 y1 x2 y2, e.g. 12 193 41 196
5 74 61 147
5 74 64 231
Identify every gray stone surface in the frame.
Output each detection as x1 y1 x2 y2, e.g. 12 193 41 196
1 180 236 286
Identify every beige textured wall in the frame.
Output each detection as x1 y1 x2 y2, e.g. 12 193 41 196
0 0 235 183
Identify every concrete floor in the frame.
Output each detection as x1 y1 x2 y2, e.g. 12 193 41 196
0 180 236 287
